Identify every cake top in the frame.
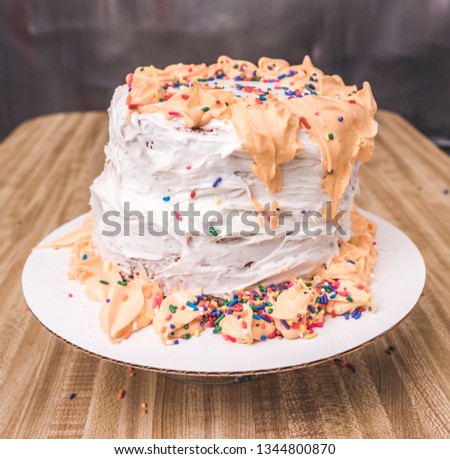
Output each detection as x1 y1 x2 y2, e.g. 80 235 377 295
124 55 378 214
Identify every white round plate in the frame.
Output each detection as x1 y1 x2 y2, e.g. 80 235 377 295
22 210 425 376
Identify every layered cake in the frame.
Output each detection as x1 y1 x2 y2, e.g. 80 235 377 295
44 56 378 344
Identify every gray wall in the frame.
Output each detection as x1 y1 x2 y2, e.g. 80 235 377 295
1 0 450 145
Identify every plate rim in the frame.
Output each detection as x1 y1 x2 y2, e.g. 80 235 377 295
24 302 416 377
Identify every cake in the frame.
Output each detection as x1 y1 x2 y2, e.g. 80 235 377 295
43 56 378 345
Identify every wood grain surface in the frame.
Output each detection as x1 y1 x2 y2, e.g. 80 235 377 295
0 110 449 439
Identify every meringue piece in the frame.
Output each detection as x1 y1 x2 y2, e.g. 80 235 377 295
220 307 276 344
271 283 313 339
153 289 206 343
99 271 162 343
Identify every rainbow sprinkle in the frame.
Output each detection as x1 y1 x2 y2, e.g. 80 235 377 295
212 177 222 188
209 226 218 236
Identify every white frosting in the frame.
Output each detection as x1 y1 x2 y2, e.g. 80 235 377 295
90 85 360 295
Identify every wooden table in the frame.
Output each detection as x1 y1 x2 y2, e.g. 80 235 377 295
1 110 449 439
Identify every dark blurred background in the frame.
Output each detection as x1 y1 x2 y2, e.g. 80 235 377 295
1 0 450 147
